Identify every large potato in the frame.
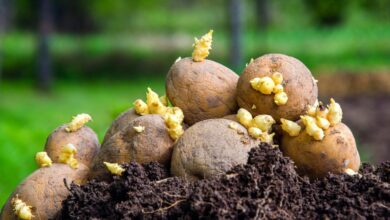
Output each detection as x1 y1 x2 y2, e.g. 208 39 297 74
89 114 174 180
171 119 260 180
280 122 360 179
0 163 89 220
166 57 239 125
44 125 99 167
102 108 139 144
237 54 318 121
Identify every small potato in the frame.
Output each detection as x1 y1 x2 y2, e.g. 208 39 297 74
166 57 239 125
171 119 260 180
280 122 360 179
102 108 139 144
0 163 89 220
44 124 99 167
237 54 318 121
89 114 174 180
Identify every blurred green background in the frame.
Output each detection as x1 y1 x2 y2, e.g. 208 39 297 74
1 0 390 207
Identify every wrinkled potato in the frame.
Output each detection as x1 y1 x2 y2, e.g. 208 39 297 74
102 108 139 144
171 119 260 180
237 54 318 121
0 163 89 220
280 122 360 179
166 57 239 125
44 124 99 167
89 114 174 180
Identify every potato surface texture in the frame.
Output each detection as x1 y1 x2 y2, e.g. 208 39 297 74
166 57 239 125
281 122 360 178
0 164 89 220
102 108 139 144
237 54 318 121
44 124 99 167
170 119 260 180
89 114 174 180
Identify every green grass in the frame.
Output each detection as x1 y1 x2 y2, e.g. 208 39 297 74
0 78 165 206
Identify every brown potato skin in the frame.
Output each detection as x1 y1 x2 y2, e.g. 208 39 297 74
89 114 174 180
171 119 260 180
0 163 89 220
237 54 318 121
102 108 139 144
44 125 100 167
166 57 239 125
222 114 238 122
280 122 360 179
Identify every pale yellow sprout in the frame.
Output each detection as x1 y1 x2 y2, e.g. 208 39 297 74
159 95 169 106
146 88 167 115
168 125 184 141
65 113 92 132
104 162 125 176
192 30 213 62
260 132 275 143
35 152 52 167
133 99 149 115
344 168 358 176
133 126 145 133
301 116 324 141
327 98 343 126
306 100 319 116
228 122 239 130
12 196 33 220
316 116 330 130
245 58 254 67
274 92 288 105
248 127 262 139
250 77 275 95
59 143 78 169
165 107 184 122
280 118 301 137
252 114 275 132
164 113 184 141
316 103 329 118
271 72 283 85
273 84 284 94
175 57 182 63
236 108 253 128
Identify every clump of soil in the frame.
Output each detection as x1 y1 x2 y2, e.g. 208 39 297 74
60 143 390 219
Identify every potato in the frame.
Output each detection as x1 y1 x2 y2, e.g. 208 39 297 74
280 122 360 179
166 57 239 125
237 54 318 121
222 114 238 122
102 108 139 144
44 124 99 167
171 119 260 180
89 114 174 180
0 163 89 220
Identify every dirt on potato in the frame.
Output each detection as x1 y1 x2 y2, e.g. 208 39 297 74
60 143 390 220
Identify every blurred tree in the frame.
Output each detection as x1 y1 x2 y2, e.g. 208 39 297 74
255 0 270 30
37 0 53 91
228 0 243 70
303 0 348 26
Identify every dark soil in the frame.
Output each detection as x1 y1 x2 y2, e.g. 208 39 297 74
60 143 390 220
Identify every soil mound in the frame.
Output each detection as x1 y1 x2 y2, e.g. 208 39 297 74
60 143 390 220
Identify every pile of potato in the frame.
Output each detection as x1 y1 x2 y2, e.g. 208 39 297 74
1 30 360 219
